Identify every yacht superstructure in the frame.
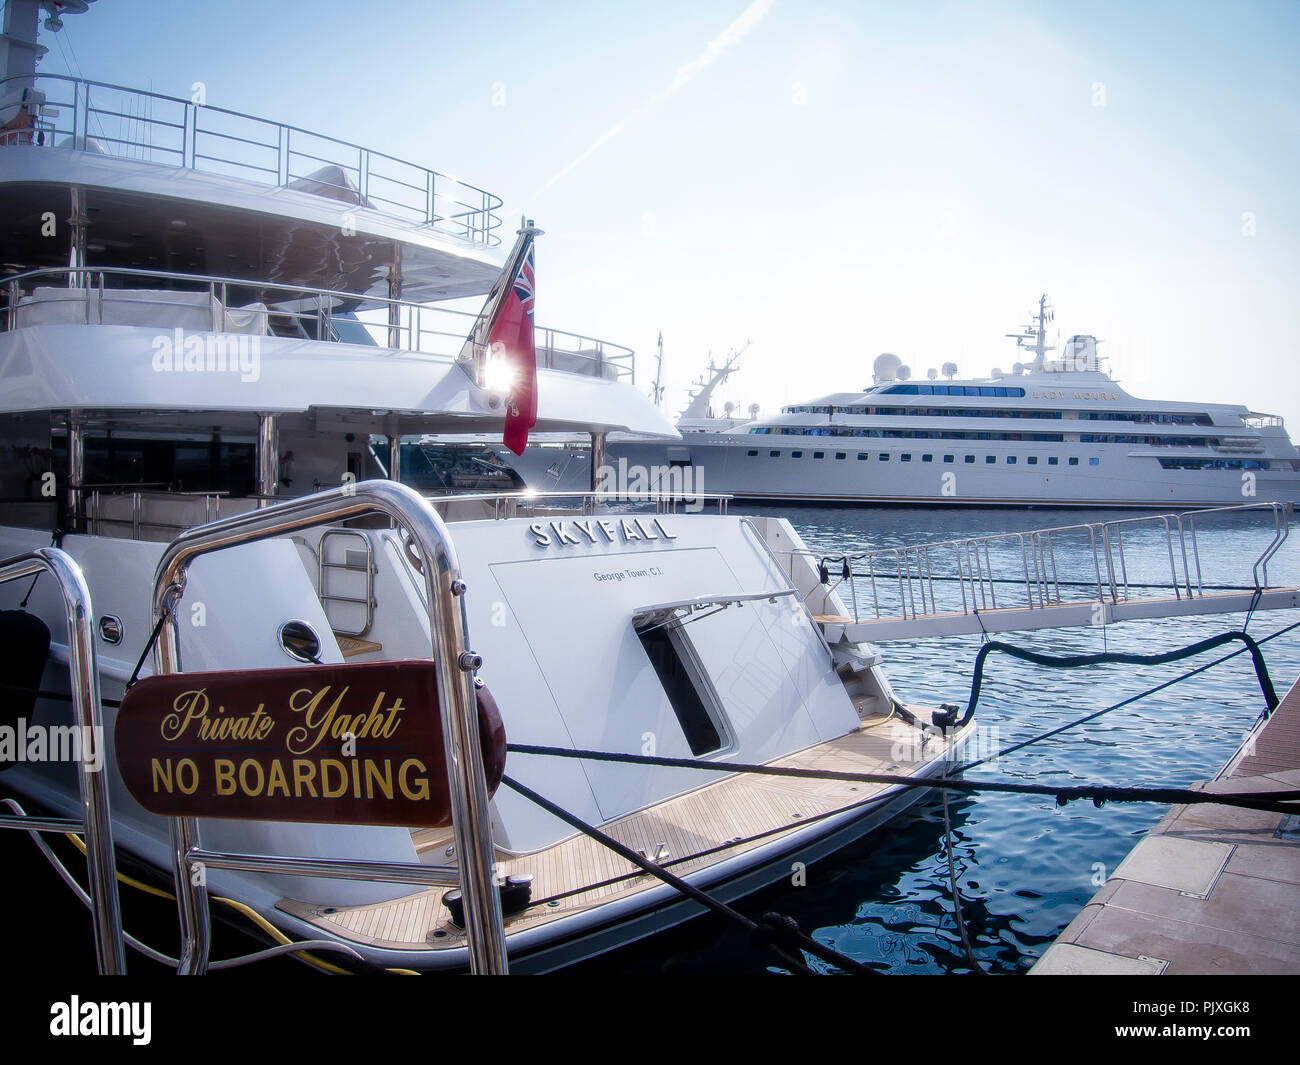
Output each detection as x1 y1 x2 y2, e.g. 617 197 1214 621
0 1 972 973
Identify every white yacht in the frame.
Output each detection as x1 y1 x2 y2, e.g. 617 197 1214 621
0 1 973 974
539 297 1300 508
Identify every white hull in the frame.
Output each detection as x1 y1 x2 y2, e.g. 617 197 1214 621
493 436 1300 508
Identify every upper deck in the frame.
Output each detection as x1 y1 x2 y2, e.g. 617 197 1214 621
0 75 504 300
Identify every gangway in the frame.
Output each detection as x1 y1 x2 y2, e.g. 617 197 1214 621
779 503 1299 642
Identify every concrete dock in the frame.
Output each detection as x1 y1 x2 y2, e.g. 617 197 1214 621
1031 675 1300 975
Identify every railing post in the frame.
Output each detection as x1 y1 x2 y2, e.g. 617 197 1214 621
0 548 126 973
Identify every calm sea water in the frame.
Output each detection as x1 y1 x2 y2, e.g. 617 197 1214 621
571 504 1300 976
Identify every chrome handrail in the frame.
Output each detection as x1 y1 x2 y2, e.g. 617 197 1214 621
1 74 502 245
0 547 125 973
149 480 507 974
2 265 636 380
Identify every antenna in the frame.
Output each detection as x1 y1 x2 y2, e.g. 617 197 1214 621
1004 293 1055 367
648 331 665 408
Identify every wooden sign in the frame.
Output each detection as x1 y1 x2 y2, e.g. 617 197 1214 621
114 660 506 827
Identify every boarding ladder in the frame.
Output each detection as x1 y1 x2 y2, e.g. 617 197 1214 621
786 503 1299 642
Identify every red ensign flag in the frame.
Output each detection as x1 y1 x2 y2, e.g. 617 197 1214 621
487 244 537 456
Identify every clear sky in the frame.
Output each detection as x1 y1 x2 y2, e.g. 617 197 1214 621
27 0 1300 427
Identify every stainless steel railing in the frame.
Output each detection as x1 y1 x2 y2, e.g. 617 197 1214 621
1 74 502 245
779 502 1292 625
0 547 125 973
2 265 636 381
150 480 507 974
422 488 733 517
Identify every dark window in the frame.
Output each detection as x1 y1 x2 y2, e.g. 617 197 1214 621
986 455 996 463
1090 457 1100 466
857 453 868 460
637 623 728 756
835 452 846 460
943 454 954 463
792 450 803 458
1048 457 1059 465
965 455 975 463
922 454 933 462
769 450 780 457
901 453 912 462
813 451 825 459
1007 456 1017 464
1027 456 1038 465
1068 457 1079 466
747 450 758 457
879 453 890 461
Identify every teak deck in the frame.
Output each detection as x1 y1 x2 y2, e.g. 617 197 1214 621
277 711 957 952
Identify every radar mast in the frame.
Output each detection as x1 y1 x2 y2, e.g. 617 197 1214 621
1006 293 1055 368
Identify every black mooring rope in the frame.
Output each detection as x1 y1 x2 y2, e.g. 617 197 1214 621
506 743 1300 814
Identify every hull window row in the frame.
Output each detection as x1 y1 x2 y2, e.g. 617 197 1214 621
746 450 1095 467
780 406 1210 425
1158 458 1272 470
749 427 1067 442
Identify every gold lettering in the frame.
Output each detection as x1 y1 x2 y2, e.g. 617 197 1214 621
398 758 430 801
214 758 236 796
320 759 349 798
364 759 394 799
266 759 290 797
162 690 209 741
292 759 318 797
286 685 352 755
175 758 200 795
238 758 265 797
151 758 173 793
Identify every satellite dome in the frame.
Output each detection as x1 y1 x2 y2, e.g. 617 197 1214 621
991 367 1003 379
1012 362 1024 375
927 368 937 380
873 352 902 383
941 361 958 379
897 364 911 381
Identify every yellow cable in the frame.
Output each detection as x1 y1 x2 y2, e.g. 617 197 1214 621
858 700 896 729
63 832 354 974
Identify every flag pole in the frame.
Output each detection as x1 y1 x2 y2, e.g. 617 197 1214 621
458 216 543 388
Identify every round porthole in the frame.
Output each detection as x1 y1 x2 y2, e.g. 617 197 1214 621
98 615 124 645
278 620 322 663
